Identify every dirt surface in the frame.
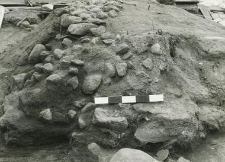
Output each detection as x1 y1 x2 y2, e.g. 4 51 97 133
187 133 225 162
0 0 225 162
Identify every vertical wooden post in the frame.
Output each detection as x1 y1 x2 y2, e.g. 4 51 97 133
0 6 5 28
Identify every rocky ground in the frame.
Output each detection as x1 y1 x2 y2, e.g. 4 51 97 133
0 0 225 162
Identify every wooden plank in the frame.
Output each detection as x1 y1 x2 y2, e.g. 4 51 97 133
6 7 42 10
175 0 199 4
175 0 199 2
0 6 4 28
211 13 220 20
0 3 27 7
0 3 68 8
199 5 213 20
211 9 225 13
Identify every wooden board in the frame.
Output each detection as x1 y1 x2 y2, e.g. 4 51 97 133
199 5 213 20
0 6 4 28
211 12 225 20
0 2 67 8
175 0 199 3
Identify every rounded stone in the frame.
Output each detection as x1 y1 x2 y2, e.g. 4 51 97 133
110 148 159 162
40 51 50 61
62 38 73 47
54 49 64 59
142 58 153 71
69 67 79 75
28 44 46 64
156 149 169 161
68 23 98 36
116 43 130 55
71 59 85 66
105 63 116 78
61 14 82 27
42 63 54 73
90 26 106 36
151 43 163 55
116 63 127 77
82 74 102 94
108 10 118 18
39 108 52 121
67 76 79 89
68 110 77 119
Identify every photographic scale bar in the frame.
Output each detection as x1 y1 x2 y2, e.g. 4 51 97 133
95 94 164 104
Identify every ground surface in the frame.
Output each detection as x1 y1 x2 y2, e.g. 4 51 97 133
187 133 225 162
0 0 225 162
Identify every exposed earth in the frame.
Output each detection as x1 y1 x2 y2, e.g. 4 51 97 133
0 0 225 162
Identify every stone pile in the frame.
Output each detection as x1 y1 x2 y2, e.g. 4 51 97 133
0 1 224 162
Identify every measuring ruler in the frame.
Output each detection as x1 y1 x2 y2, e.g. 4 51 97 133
95 94 164 104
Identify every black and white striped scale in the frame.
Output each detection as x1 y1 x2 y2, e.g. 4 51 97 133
94 94 164 104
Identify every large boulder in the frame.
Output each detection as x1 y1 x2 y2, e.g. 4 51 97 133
110 148 159 162
92 108 128 131
133 98 198 144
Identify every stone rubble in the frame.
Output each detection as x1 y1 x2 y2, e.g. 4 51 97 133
1 1 224 162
